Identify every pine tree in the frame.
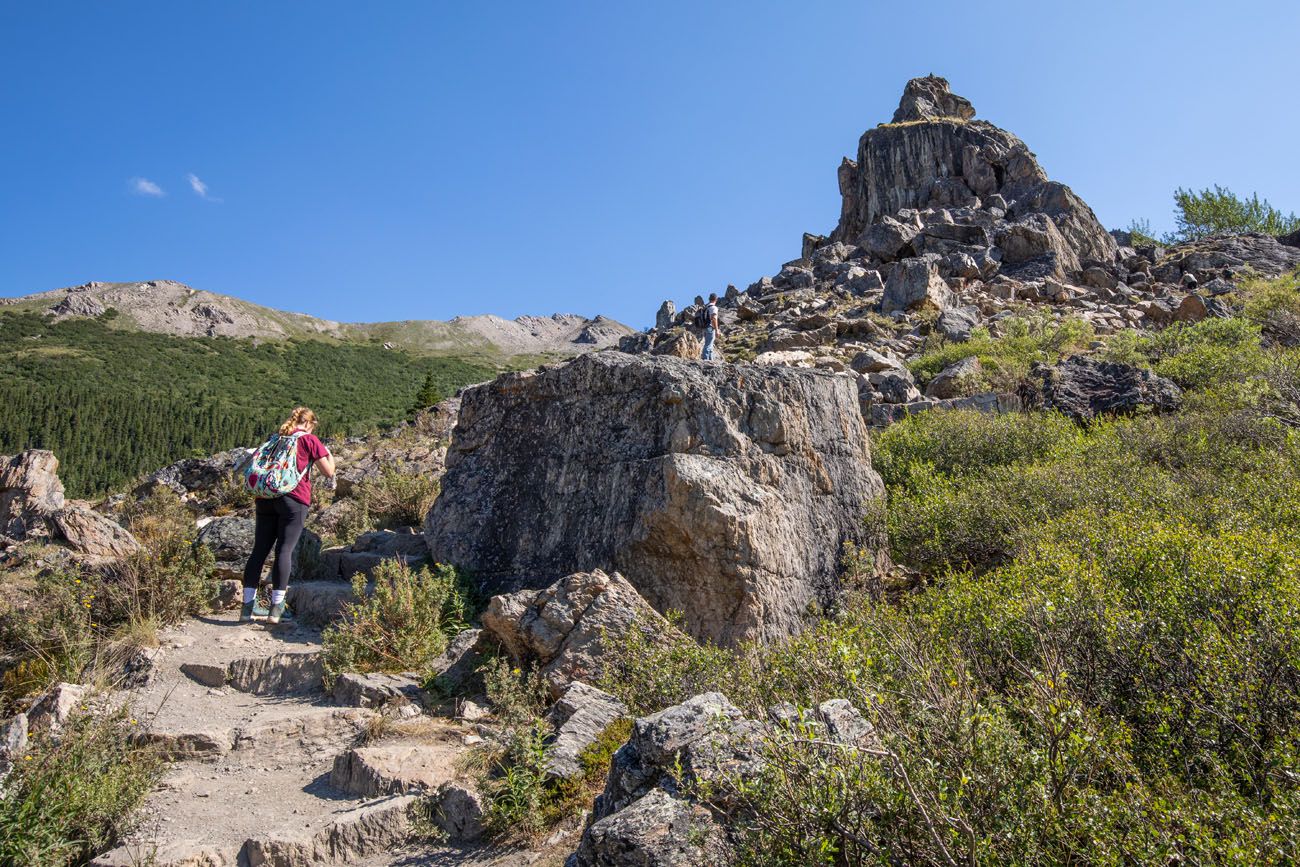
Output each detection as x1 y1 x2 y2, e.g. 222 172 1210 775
412 372 441 414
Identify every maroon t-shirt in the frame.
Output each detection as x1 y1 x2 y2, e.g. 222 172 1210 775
286 431 330 506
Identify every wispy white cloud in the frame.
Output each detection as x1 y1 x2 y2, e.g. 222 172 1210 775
187 172 221 202
130 177 165 197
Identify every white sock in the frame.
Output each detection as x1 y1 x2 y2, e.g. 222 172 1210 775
271 590 287 606
243 588 257 604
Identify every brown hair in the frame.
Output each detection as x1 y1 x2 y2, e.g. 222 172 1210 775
279 406 318 436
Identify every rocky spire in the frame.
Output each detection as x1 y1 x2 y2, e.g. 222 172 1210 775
891 74 976 123
829 76 1117 270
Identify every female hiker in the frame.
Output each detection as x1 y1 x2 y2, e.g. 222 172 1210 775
240 406 335 624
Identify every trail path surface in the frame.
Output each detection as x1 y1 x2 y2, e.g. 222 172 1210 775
93 583 577 867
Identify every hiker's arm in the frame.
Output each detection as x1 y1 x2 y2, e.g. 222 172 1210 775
316 453 336 478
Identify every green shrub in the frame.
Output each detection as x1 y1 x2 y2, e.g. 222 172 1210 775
1145 317 1269 391
597 612 739 716
909 313 1094 390
330 471 441 543
1238 268 1300 346
1169 185 1299 242
320 559 472 687
872 409 1083 489
0 705 161 866
1124 217 1160 247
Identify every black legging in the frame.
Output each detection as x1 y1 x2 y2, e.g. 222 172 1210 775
242 496 309 592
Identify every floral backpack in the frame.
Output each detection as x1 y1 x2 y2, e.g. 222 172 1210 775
244 431 306 497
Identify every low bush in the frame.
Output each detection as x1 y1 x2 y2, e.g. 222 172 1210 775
329 470 441 544
909 313 1095 390
473 658 633 841
0 706 161 867
320 559 473 687
1238 268 1300 346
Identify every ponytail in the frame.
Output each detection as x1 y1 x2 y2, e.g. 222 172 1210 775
279 406 318 436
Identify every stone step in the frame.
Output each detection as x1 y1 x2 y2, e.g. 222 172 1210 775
287 581 356 626
94 795 417 867
330 740 459 798
241 794 420 866
180 650 324 696
136 706 377 761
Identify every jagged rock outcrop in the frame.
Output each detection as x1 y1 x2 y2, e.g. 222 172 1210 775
1028 356 1182 422
1 450 66 540
569 692 882 866
0 450 140 561
892 74 975 123
569 693 750 867
426 352 886 645
481 570 671 696
832 77 1116 272
545 682 629 781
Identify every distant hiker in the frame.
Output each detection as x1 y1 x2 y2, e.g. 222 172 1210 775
697 292 720 360
240 407 335 624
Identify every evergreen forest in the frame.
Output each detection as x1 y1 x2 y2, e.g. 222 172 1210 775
0 311 493 495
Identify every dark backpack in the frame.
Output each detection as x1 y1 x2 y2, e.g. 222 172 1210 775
693 304 713 329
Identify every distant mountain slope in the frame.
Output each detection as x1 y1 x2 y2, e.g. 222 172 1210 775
0 280 634 358
0 309 495 495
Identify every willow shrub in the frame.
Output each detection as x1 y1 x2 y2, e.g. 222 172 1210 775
598 395 1300 864
320 559 473 687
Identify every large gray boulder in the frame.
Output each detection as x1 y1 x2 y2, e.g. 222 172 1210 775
426 352 885 645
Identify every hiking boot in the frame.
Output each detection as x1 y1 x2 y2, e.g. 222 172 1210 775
252 601 271 618
267 602 293 625
239 601 256 623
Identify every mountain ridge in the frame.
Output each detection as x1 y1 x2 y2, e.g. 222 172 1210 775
0 279 634 359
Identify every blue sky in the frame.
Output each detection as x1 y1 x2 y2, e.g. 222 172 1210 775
2 2 1297 329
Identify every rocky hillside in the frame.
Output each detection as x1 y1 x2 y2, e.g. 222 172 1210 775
5 76 1300 867
627 76 1300 423
1 279 633 359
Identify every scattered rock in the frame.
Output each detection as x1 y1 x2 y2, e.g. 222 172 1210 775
936 305 981 342
650 329 702 358
883 257 954 314
427 627 491 694
545 682 628 782
482 570 670 697
925 356 983 399
26 682 87 736
435 782 486 842
51 503 142 561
